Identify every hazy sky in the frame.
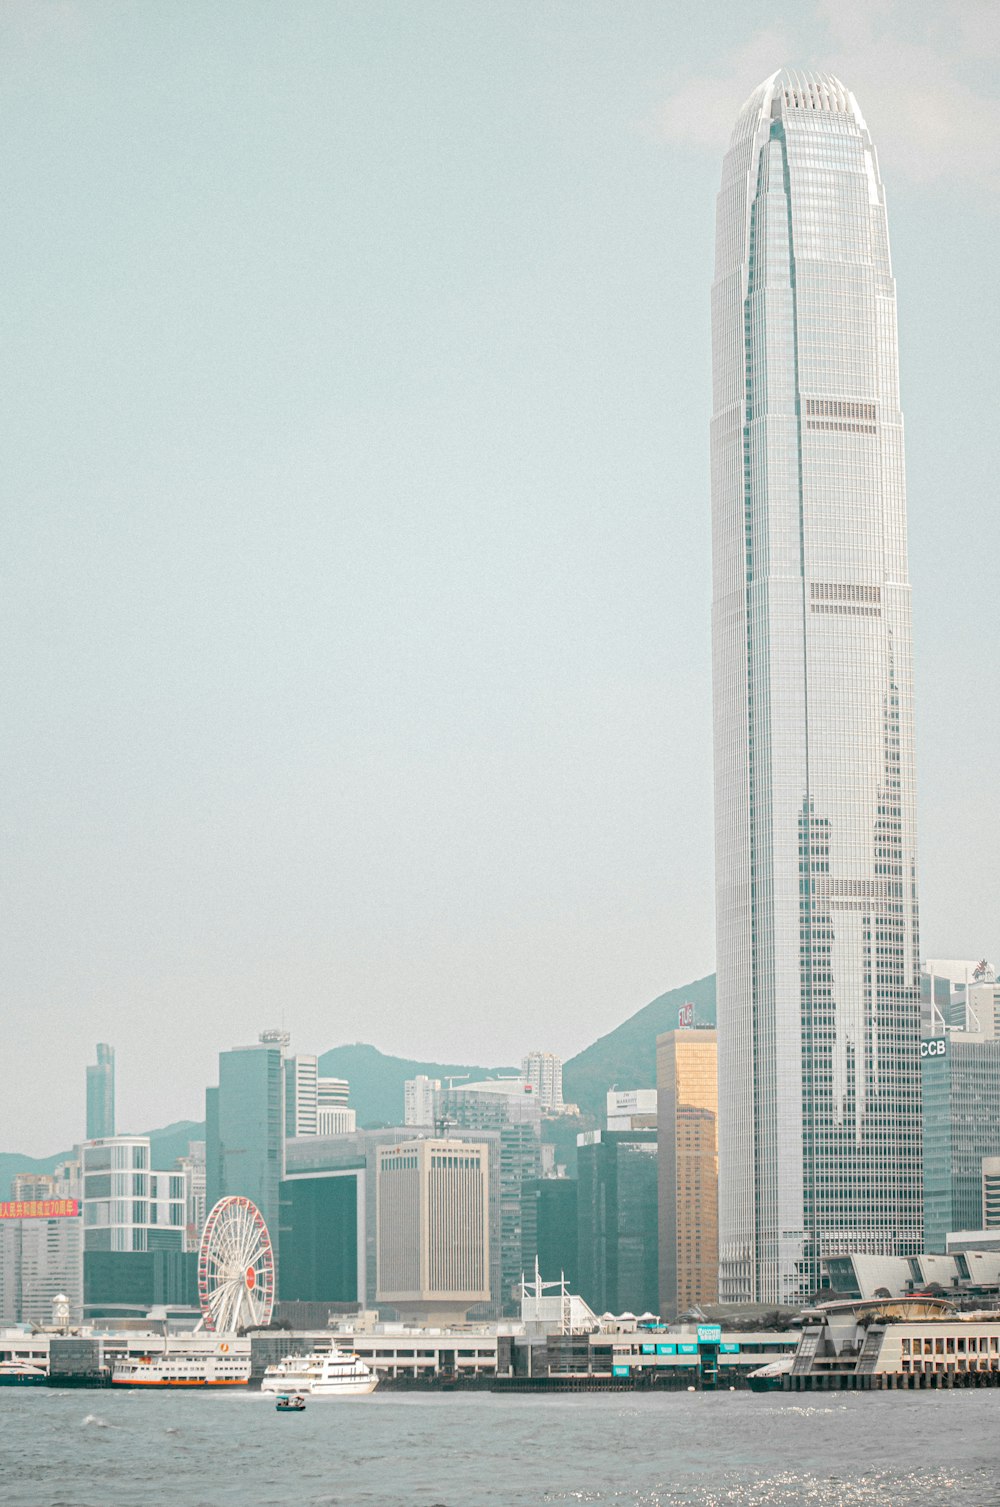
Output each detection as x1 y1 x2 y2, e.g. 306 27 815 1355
3 1 998 1154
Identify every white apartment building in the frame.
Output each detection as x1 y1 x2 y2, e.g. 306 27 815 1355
175 1142 206 1249
522 1052 563 1112
285 1054 319 1136
317 1077 355 1135
285 1061 354 1137
53 1159 82 1201
10 1174 57 1202
404 1075 440 1127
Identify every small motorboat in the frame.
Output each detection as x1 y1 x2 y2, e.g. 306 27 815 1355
275 1392 306 1412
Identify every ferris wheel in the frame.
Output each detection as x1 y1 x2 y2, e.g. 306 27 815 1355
198 1196 275 1333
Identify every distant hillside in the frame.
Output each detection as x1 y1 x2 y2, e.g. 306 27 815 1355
318 1043 517 1127
0 1121 204 1202
321 977 717 1127
562 974 717 1119
147 1120 206 1168
4 979 718 1180
0 1150 66 1204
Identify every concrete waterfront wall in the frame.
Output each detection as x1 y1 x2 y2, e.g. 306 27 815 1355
785 1369 1000 1391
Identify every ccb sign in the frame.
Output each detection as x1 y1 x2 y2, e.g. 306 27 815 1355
920 1038 947 1059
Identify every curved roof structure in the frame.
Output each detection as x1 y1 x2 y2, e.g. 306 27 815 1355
729 67 866 146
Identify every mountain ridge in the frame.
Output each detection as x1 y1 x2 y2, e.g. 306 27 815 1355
2 976 718 1196
0 1121 205 1205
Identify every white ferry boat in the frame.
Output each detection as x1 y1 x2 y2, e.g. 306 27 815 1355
0 1360 47 1387
747 1356 794 1393
112 1351 250 1387
261 1350 379 1397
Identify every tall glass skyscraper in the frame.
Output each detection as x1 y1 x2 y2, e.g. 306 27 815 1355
86 1043 115 1141
206 1036 286 1261
711 70 922 1304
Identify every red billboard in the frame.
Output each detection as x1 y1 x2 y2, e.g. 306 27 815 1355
0 1198 79 1220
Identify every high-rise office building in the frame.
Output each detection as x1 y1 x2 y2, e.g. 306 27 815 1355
10 1174 56 1202
283 1059 354 1138
520 1177 578 1289
712 69 922 1303
285 1055 319 1137
81 1137 186 1254
317 1077 355 1135
657 1029 718 1318
278 1169 362 1313
922 1029 1000 1250
439 1080 541 1313
922 960 999 1036
982 1158 1000 1231
86 1044 115 1140
0 1202 82 1327
80 1135 194 1318
205 1033 286 1256
174 1141 206 1249
375 1138 490 1324
576 1129 658 1317
284 1125 500 1310
606 1090 658 1131
53 1158 81 1202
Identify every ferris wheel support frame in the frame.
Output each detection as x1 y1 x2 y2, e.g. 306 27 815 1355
197 1195 275 1333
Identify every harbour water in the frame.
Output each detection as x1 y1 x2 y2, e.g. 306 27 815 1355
3 1388 999 1506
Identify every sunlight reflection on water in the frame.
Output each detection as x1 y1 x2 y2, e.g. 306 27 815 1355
2 1388 998 1506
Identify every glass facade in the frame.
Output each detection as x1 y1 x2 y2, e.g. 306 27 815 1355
278 1173 360 1302
657 1029 718 1317
206 1043 285 1262
520 1177 578 1290
85 1044 115 1141
712 71 922 1304
922 1034 1000 1252
438 1086 541 1315
576 1130 658 1316
81 1137 184 1256
83 1249 197 1318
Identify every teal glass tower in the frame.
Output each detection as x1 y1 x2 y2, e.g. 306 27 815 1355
86 1043 115 1140
206 1037 286 1260
711 71 922 1304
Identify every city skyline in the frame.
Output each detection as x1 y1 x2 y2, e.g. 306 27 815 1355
2 3 998 1154
712 68 923 1304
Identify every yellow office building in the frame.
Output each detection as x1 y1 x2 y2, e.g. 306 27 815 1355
657 1028 718 1318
